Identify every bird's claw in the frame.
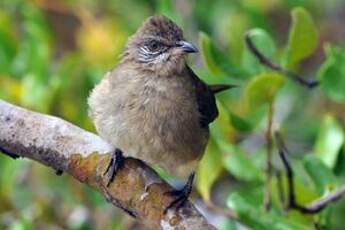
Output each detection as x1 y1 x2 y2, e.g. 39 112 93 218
104 148 125 187
55 169 63 176
163 172 195 214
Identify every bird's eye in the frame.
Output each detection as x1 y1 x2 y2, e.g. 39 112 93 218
147 41 161 52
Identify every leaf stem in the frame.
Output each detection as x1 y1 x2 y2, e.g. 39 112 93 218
264 101 274 211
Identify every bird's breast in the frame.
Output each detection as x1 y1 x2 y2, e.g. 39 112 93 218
120 75 208 177
89 71 208 178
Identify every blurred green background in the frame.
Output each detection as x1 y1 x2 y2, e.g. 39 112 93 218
1 0 345 229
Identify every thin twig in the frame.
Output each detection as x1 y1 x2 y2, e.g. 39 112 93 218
244 32 319 89
275 132 297 210
303 185 345 213
264 102 274 211
275 131 345 214
276 170 286 213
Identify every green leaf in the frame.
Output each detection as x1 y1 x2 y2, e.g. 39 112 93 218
245 72 284 109
216 99 253 132
210 100 234 143
220 141 263 181
229 111 253 132
0 11 17 74
318 45 345 102
198 32 247 78
0 154 24 198
314 115 344 169
303 154 337 195
9 216 33 230
197 137 223 201
285 7 318 69
242 28 276 75
11 4 52 79
227 193 312 230
199 32 223 76
227 12 249 66
20 73 60 113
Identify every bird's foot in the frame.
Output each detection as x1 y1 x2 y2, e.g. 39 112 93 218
104 148 125 187
55 169 63 176
163 172 195 214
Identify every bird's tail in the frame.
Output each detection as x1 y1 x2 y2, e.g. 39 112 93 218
210 84 237 94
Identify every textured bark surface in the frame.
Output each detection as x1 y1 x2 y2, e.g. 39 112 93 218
0 100 215 230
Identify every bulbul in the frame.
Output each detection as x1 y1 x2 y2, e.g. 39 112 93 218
88 15 234 212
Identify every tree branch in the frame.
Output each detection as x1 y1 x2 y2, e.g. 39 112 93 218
0 99 215 230
275 131 345 214
244 32 319 89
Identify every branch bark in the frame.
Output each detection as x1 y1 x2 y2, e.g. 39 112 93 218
0 99 215 230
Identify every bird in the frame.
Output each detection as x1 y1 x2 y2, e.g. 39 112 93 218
88 15 235 212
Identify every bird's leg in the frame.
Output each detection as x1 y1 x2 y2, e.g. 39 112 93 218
163 172 195 214
104 148 125 187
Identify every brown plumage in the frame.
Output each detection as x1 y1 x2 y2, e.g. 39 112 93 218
88 15 232 179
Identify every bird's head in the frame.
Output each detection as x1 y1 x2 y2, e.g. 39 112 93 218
121 15 198 75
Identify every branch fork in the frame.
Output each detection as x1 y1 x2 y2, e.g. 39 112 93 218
275 131 345 214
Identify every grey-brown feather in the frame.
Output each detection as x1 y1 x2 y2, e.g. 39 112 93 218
88 15 220 178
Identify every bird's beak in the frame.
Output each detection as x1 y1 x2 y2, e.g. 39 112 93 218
176 41 198 53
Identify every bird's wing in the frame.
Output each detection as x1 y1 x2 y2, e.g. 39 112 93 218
187 66 218 128
209 84 237 94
